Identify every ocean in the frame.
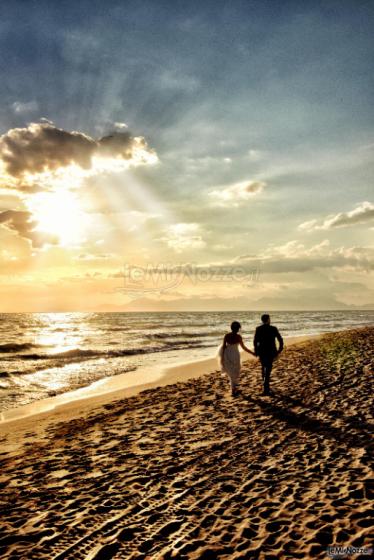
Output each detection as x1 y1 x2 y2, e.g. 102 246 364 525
1 310 373 412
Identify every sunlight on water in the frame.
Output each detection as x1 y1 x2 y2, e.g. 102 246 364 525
32 313 88 353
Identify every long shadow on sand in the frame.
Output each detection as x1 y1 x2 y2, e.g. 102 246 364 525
241 394 372 452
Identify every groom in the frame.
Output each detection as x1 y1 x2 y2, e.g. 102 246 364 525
253 314 283 395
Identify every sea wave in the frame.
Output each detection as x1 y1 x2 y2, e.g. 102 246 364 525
0 343 38 353
21 348 100 360
108 340 210 356
151 332 215 339
9 339 214 363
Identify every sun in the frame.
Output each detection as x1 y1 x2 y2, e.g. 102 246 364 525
27 188 87 246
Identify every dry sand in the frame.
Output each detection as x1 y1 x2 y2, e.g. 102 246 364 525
0 327 373 559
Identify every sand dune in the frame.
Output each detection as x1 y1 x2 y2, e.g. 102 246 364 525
0 327 373 559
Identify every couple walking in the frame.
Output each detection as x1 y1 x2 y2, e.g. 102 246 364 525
219 314 283 397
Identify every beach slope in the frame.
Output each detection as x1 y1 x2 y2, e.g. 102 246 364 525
0 327 373 559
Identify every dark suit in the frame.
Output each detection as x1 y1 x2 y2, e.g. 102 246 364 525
254 324 283 394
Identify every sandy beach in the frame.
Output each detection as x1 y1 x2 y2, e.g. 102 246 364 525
0 327 372 559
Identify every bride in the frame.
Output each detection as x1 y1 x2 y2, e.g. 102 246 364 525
218 321 254 396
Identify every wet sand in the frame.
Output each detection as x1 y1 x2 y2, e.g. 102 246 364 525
0 327 372 559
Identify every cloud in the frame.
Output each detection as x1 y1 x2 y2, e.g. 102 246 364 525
236 240 374 273
0 123 158 248
297 219 319 232
209 180 266 207
96 132 151 161
0 209 58 248
114 122 128 129
162 223 206 252
298 201 374 231
266 239 331 259
0 123 96 177
11 100 39 114
143 238 371 278
0 122 158 186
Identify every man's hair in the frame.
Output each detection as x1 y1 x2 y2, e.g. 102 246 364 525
261 314 270 323
231 321 241 333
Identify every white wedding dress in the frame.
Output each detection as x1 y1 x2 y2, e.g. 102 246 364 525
218 342 241 392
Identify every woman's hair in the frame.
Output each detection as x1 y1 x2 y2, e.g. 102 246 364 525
230 321 241 333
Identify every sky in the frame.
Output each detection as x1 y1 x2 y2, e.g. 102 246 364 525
0 0 373 312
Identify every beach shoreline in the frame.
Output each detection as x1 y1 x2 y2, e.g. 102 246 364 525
0 332 324 431
0 326 372 559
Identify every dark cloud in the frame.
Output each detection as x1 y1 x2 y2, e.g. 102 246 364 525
0 209 58 247
0 123 95 177
97 132 138 159
243 181 264 193
0 122 156 180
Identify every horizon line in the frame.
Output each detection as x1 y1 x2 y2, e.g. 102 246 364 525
1 309 373 315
